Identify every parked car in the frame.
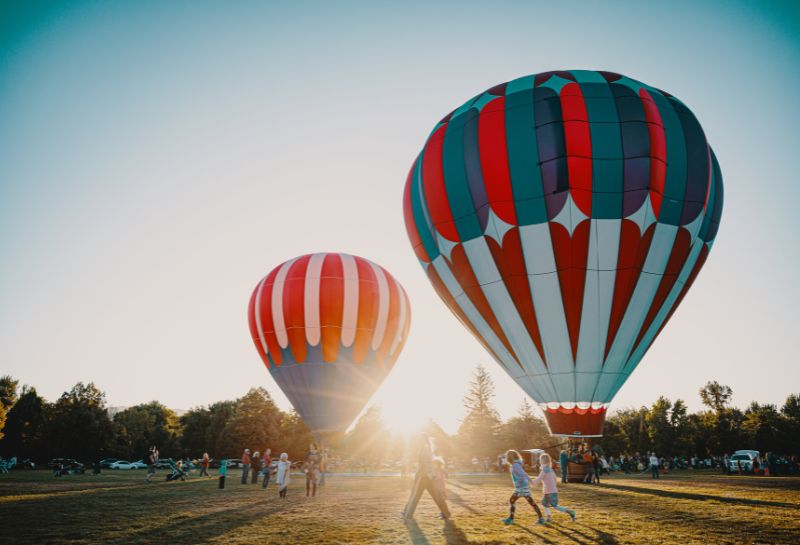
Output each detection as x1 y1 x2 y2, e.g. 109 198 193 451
155 458 174 469
226 459 243 469
99 458 119 469
109 460 137 470
728 450 760 473
129 460 148 469
47 458 85 474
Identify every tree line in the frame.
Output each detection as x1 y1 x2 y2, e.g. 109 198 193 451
0 370 798 465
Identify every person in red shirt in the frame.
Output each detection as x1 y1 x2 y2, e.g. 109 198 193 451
241 449 251 484
261 449 272 490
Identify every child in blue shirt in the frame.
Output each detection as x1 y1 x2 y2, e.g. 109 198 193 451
502 450 545 525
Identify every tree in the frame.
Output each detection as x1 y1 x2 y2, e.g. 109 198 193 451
113 402 181 460
781 394 800 454
46 382 115 462
499 398 551 451
179 406 212 457
458 365 502 459
342 406 389 468
698 382 741 455
0 375 19 410
278 409 314 461
646 397 674 456
0 375 19 441
222 388 282 457
205 400 237 458
741 402 783 453
0 386 47 459
700 381 733 412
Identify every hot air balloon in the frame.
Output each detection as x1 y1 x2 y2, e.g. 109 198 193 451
248 252 410 438
403 70 723 437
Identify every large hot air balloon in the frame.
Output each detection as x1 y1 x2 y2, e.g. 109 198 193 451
403 70 723 437
248 253 410 437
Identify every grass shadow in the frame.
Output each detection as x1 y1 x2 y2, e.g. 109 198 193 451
445 489 480 515
599 482 800 509
403 518 431 545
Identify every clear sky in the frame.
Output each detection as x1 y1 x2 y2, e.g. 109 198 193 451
1 0 798 434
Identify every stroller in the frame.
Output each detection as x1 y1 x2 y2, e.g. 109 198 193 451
165 459 188 482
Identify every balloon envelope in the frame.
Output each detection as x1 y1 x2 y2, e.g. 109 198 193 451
403 70 723 436
248 253 410 435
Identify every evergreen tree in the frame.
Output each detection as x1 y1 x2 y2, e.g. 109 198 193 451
458 365 501 459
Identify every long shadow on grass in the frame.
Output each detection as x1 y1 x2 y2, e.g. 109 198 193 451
599 482 800 509
545 523 619 545
442 519 478 545
104 499 284 545
445 490 480 514
513 524 558 545
403 518 431 545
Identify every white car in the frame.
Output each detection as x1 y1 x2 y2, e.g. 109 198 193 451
130 460 148 469
109 460 136 469
728 450 760 472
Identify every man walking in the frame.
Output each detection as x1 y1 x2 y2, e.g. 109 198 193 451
241 448 251 484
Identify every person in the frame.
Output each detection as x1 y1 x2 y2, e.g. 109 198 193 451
276 453 291 498
218 459 227 489
145 446 158 483
402 434 451 520
592 451 601 484
261 449 272 489
531 453 576 523
433 456 448 501
241 448 251 484
251 451 261 484
176 459 187 481
649 452 660 479
582 449 595 483
502 450 545 525
304 443 321 497
53 460 63 477
559 450 569 483
319 449 328 486
199 453 210 477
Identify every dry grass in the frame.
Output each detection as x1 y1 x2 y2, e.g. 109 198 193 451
0 469 798 544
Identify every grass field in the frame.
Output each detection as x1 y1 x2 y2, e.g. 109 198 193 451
0 469 798 545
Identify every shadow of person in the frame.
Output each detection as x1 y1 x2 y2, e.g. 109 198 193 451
442 519 476 545
403 517 431 545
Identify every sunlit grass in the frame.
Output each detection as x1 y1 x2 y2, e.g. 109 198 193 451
0 469 798 544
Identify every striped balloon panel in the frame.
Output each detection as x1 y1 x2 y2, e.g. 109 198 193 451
403 70 723 436
248 253 410 434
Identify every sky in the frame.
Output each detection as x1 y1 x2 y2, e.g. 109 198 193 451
1 0 799 434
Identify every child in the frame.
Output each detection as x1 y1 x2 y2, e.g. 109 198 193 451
532 453 576 523
502 450 545 525
276 453 291 498
218 459 227 489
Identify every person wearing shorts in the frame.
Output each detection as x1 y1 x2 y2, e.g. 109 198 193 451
531 453 576 523
502 450 544 525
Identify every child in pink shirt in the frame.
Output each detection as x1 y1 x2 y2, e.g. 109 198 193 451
531 453 576 522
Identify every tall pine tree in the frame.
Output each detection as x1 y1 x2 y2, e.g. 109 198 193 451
458 365 501 460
